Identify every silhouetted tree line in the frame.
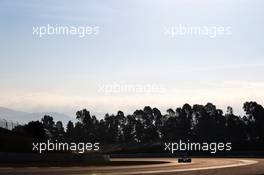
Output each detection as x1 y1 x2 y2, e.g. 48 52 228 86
12 101 264 149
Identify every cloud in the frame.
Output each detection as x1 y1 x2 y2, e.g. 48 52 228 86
0 80 263 116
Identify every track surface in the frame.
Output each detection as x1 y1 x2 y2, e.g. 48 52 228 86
0 158 263 175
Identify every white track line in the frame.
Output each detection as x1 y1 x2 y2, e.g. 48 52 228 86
104 159 258 175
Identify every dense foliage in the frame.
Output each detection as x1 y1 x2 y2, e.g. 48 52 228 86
12 101 264 150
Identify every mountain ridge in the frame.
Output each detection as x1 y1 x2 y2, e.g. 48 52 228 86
0 106 74 125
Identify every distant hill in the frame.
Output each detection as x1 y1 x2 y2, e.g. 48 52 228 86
0 107 74 125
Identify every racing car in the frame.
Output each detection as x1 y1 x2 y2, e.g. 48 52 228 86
178 154 192 163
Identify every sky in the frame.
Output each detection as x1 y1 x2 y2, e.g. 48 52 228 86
0 0 263 118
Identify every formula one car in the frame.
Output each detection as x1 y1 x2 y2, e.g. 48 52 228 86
178 154 192 163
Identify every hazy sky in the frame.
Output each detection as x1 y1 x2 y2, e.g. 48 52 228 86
0 0 263 118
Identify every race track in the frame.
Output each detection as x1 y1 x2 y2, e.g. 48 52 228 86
0 158 263 175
